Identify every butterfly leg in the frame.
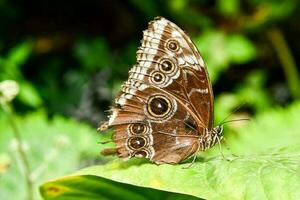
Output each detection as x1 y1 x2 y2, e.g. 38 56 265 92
181 142 201 169
182 154 197 169
97 121 109 132
215 135 226 159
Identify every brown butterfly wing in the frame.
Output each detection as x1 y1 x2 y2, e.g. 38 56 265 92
109 83 201 164
101 17 214 164
140 17 214 130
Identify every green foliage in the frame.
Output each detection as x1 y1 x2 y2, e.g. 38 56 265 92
217 0 240 17
18 81 43 107
227 101 300 153
129 0 160 18
214 70 272 123
251 0 297 20
226 35 257 63
40 175 200 200
235 71 272 112
0 111 99 199
74 38 112 71
0 41 43 107
6 42 33 67
40 101 300 200
195 31 257 81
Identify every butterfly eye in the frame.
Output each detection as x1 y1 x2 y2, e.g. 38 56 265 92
159 59 175 73
129 123 147 134
214 125 223 135
166 39 180 52
151 71 165 84
128 136 147 149
147 95 172 118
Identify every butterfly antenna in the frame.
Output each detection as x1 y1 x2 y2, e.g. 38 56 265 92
218 102 247 125
220 118 250 126
182 155 197 169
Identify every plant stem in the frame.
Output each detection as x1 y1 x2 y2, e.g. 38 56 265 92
2 104 33 200
267 27 300 100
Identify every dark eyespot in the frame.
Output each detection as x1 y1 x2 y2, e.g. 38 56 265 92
147 96 171 117
134 150 148 158
167 39 179 52
153 73 163 82
128 136 147 149
130 123 146 134
160 60 174 73
151 71 165 84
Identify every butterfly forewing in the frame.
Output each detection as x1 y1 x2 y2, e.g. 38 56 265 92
101 17 215 164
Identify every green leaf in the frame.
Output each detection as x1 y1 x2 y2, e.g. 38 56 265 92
7 41 33 67
217 0 240 17
18 81 43 107
129 0 160 18
0 41 33 80
40 149 300 200
0 153 11 174
227 34 257 64
168 0 187 11
235 70 272 112
0 111 100 199
40 175 200 200
196 30 229 82
263 1 296 21
214 93 240 123
227 101 300 154
196 31 256 82
74 38 111 71
40 102 300 200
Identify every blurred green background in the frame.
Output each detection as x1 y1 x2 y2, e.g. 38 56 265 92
0 0 299 199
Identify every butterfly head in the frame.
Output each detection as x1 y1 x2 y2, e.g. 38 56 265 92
213 125 223 137
199 125 224 150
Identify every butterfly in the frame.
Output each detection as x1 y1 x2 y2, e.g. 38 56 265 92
99 17 223 164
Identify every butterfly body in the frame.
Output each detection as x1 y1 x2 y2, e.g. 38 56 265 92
100 17 223 164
